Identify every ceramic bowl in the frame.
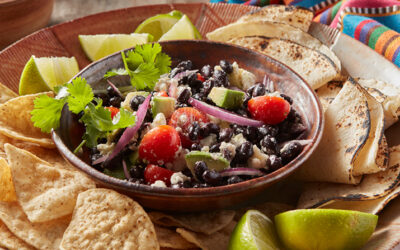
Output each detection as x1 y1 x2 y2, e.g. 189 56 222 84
52 40 324 212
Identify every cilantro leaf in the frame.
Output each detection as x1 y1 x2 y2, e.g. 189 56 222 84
66 77 94 114
124 50 144 69
104 68 128 78
131 63 160 90
31 94 66 133
135 43 162 63
112 108 136 128
155 52 171 75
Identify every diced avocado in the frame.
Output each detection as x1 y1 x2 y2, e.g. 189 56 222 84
151 96 175 118
104 167 126 180
208 87 245 110
185 151 230 177
128 150 139 165
121 91 150 111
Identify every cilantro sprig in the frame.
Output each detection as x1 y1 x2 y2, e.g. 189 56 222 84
31 77 136 148
105 43 171 91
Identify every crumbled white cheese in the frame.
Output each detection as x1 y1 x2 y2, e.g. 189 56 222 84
170 172 191 185
178 114 188 126
280 142 291 154
231 133 247 147
154 74 174 92
228 62 256 91
151 180 167 188
247 145 269 169
200 134 217 147
150 113 167 129
220 142 236 160
177 85 191 96
97 142 115 155
166 147 188 172
201 146 210 152
268 91 282 97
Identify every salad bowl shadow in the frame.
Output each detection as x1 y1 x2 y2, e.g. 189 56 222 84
52 40 323 212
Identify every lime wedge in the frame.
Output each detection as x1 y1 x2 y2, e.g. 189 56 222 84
79 33 151 61
19 56 79 95
274 209 378 250
229 210 282 250
135 10 183 41
159 15 199 41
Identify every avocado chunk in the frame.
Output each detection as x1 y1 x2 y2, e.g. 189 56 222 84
185 151 230 177
151 96 176 118
208 87 245 110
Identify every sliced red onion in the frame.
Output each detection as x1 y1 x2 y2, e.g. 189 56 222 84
263 75 274 92
99 93 151 163
220 168 264 177
173 69 198 80
278 139 313 149
188 97 264 127
122 160 131 180
107 80 122 97
92 155 107 165
168 80 178 99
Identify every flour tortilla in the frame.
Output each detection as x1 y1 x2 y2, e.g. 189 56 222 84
5 144 95 223
295 81 370 184
235 5 314 32
297 144 400 209
206 21 341 72
315 81 344 112
0 83 17 104
229 36 339 89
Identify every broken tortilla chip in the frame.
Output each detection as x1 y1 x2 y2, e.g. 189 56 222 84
0 83 17 105
176 221 237 250
5 144 95 223
60 188 159 250
149 210 235 235
0 93 54 148
0 158 16 202
155 225 196 249
297 145 400 209
0 202 70 250
0 220 34 250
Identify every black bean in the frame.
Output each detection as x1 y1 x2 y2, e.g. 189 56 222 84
199 124 210 138
112 128 126 143
170 67 184 78
109 96 122 108
129 165 144 179
202 170 223 186
177 60 193 70
267 155 282 171
247 85 256 96
130 95 145 110
231 124 245 135
258 125 279 137
286 108 297 122
202 79 215 95
209 143 221 153
176 103 188 108
237 108 249 117
191 143 202 151
188 122 200 141
177 88 191 104
192 93 205 101
244 126 258 143
194 161 208 181
97 137 107 144
144 110 153 123
280 142 303 163
207 123 220 135
213 70 228 87
261 135 277 155
227 176 243 185
201 64 213 77
219 60 233 74
182 168 193 178
182 180 192 188
221 147 234 161
219 128 233 142
235 142 254 164
106 85 119 97
95 93 110 106
280 93 293 104
252 83 266 97
289 123 306 137
243 95 251 107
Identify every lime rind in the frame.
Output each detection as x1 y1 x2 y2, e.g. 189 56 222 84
134 11 183 41
159 15 197 41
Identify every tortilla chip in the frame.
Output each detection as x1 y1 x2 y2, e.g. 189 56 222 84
0 93 54 148
0 158 16 202
149 210 235 235
229 36 339 89
235 5 314 32
0 83 17 104
60 188 159 250
295 81 370 184
297 145 400 209
0 202 70 250
177 221 236 250
234 202 294 221
155 225 196 249
5 144 95 223
0 220 34 250
206 21 341 72
315 81 344 112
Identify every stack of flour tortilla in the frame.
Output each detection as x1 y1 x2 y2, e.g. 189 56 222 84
206 5 400 215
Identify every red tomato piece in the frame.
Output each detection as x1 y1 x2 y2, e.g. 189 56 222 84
105 107 119 119
144 164 174 186
197 73 205 82
168 107 209 147
139 125 181 164
155 91 169 97
247 96 290 125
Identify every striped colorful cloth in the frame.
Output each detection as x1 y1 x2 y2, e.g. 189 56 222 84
209 0 400 68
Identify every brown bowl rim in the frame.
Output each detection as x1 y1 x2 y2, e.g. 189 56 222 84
52 39 324 198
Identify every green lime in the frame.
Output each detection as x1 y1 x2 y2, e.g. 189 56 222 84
159 14 199 41
19 56 79 95
274 209 378 250
135 10 183 41
79 33 151 61
229 210 282 250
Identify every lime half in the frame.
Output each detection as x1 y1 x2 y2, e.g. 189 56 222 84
274 209 378 250
19 56 79 95
229 210 282 250
79 33 152 61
